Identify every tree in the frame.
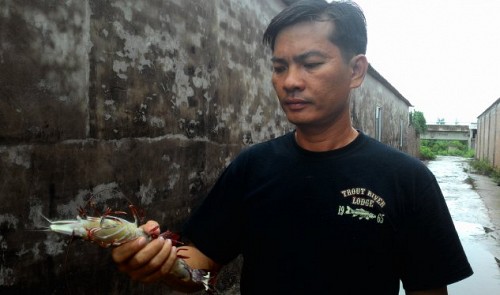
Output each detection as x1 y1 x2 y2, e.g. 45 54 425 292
436 118 445 125
411 110 427 135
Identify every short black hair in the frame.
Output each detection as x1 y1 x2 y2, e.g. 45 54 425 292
263 0 367 61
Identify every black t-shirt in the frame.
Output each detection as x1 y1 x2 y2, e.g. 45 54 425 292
183 132 473 294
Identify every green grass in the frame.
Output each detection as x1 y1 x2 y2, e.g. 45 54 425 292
468 159 500 185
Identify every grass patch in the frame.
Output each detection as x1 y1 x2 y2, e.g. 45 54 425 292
468 159 500 185
464 176 476 189
419 139 474 160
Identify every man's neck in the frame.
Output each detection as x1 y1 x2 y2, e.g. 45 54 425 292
294 125 359 152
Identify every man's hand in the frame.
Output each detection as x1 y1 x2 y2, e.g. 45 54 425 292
111 220 178 283
112 220 221 292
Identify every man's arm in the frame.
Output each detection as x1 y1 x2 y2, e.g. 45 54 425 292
111 220 221 293
407 287 448 295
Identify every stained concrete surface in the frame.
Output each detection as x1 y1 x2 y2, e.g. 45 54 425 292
420 157 500 294
469 172 500 259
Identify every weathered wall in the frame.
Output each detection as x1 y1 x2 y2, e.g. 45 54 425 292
352 66 417 156
476 98 500 168
0 0 287 294
0 1 417 294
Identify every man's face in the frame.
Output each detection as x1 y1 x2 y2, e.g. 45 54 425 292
271 21 355 129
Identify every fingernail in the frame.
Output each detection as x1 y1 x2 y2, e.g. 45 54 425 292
137 237 147 246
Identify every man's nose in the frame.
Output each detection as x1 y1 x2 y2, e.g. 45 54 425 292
283 66 305 92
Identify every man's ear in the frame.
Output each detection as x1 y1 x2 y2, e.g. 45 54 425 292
349 54 368 89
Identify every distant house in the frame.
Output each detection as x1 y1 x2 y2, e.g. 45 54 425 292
476 98 500 168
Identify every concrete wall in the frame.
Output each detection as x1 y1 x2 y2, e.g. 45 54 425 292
352 66 417 156
476 98 500 168
0 1 417 294
0 1 287 294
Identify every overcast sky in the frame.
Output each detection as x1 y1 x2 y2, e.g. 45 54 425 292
346 0 500 125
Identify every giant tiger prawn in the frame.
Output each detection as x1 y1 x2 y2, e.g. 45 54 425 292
42 194 214 292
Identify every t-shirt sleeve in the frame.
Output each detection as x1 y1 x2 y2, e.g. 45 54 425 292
399 175 473 291
182 159 245 265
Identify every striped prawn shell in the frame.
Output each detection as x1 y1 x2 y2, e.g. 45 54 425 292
47 215 149 247
45 213 212 290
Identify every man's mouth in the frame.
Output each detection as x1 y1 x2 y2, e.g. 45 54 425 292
283 98 309 110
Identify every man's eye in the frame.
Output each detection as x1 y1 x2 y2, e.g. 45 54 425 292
272 66 286 73
304 62 321 69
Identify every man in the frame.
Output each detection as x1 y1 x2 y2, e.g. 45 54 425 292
112 1 473 294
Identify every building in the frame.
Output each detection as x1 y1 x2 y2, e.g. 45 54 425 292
352 65 417 156
421 124 477 149
476 98 500 168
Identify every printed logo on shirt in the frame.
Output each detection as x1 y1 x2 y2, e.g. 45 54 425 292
338 187 386 224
